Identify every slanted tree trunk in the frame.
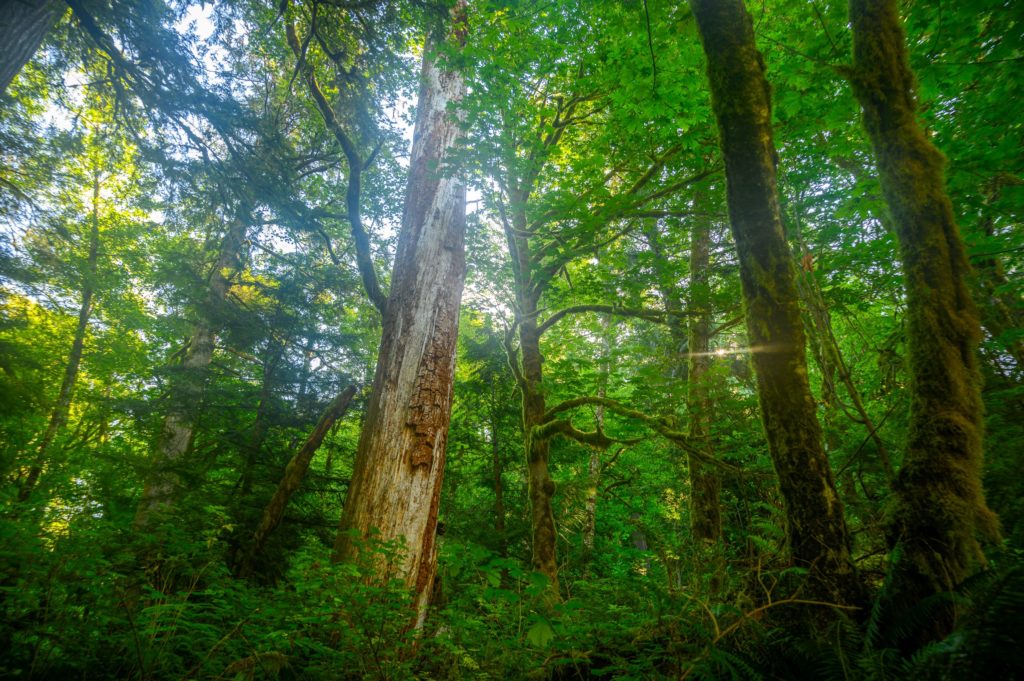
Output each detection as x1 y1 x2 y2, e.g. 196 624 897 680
0 0 63 95
18 171 100 502
332 14 467 628
848 0 999 607
690 0 861 606
134 214 248 531
236 386 356 579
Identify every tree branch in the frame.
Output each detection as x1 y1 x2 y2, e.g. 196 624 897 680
543 396 740 473
537 304 672 337
533 419 643 449
285 18 387 315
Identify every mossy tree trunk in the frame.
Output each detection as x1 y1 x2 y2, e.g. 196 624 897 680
690 0 861 606
332 16 467 628
519 305 560 593
848 0 999 606
645 219 723 553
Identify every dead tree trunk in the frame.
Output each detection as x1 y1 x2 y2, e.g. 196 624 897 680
0 0 63 94
690 0 862 606
332 14 467 628
18 171 100 502
848 0 999 610
134 214 248 531
236 386 356 579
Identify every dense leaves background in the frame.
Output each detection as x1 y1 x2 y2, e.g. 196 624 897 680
0 0 1021 678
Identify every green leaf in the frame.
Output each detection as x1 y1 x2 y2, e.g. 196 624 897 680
526 618 555 648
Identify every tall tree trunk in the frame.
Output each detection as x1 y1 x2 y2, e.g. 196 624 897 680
332 15 467 628
848 0 999 607
690 0 861 606
0 0 63 95
236 386 356 579
686 217 722 544
490 383 507 556
519 272 560 595
645 221 723 546
582 315 610 560
134 214 248 531
18 171 100 502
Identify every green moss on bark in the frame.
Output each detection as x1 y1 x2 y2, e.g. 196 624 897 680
848 0 999 608
690 0 862 608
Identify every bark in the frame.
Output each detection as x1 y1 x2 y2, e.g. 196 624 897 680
686 217 722 544
582 315 610 559
0 0 63 95
332 15 467 628
134 214 248 531
519 265 560 595
236 386 356 579
18 171 100 502
690 0 861 606
848 0 999 607
489 384 507 555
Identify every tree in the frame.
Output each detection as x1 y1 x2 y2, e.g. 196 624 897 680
689 0 861 606
0 0 64 95
133 210 249 531
847 0 1000 609
331 6 469 626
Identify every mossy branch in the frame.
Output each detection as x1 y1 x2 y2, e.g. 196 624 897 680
532 419 644 450
543 395 740 473
536 304 673 336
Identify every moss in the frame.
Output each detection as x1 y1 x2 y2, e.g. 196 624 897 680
692 0 863 608
849 0 999 609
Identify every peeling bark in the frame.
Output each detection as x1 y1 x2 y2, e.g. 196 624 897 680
848 0 999 611
134 214 248 531
332 14 467 628
690 0 862 606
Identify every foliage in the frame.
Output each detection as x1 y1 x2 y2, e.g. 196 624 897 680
0 0 1021 679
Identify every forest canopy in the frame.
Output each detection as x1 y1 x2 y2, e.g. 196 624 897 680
0 0 1021 679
